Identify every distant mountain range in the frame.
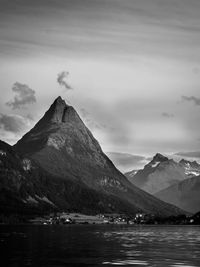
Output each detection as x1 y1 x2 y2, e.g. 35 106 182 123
125 153 200 213
0 97 184 217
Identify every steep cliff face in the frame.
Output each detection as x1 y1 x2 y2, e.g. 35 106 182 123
155 176 200 213
12 97 184 216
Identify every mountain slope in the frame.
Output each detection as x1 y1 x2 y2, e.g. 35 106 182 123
12 97 184 216
0 140 144 215
155 176 200 213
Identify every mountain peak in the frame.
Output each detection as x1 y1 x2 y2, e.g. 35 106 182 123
14 96 84 154
153 153 168 162
54 95 65 105
35 96 81 125
147 153 168 168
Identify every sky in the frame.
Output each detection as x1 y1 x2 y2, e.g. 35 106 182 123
0 0 200 171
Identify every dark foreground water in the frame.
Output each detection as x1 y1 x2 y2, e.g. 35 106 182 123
0 225 200 267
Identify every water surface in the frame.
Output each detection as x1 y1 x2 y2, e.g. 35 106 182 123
0 225 199 266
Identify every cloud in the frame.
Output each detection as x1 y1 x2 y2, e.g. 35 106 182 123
82 100 134 149
175 151 200 159
0 113 30 133
181 95 200 106
162 112 174 118
0 113 33 145
106 152 147 172
26 114 34 121
80 108 104 131
6 82 36 109
57 71 72 90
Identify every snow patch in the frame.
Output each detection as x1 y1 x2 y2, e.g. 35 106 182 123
126 170 138 178
151 161 160 168
26 196 38 204
0 150 6 156
35 195 55 206
186 163 190 168
185 170 200 176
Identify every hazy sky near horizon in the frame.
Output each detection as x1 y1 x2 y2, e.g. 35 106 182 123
0 0 200 169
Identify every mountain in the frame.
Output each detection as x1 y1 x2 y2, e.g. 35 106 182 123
7 96 184 216
179 159 200 178
155 176 200 213
0 140 144 215
125 153 188 194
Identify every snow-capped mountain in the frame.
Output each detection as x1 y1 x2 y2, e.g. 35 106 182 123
125 153 200 195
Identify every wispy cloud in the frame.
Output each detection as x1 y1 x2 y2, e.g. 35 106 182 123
181 95 200 106
175 151 200 159
57 71 72 90
106 152 147 172
6 82 36 109
1 0 200 61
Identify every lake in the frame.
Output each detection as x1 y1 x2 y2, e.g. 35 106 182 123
0 225 199 266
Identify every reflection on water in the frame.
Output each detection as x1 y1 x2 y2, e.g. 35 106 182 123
100 226 200 267
0 225 200 266
103 259 148 265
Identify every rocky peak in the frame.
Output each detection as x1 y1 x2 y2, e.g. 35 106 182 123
147 153 168 168
54 95 65 104
33 97 82 131
153 153 168 162
49 96 82 124
47 96 69 123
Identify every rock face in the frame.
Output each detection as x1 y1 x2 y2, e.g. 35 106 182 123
8 97 184 216
155 176 200 213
